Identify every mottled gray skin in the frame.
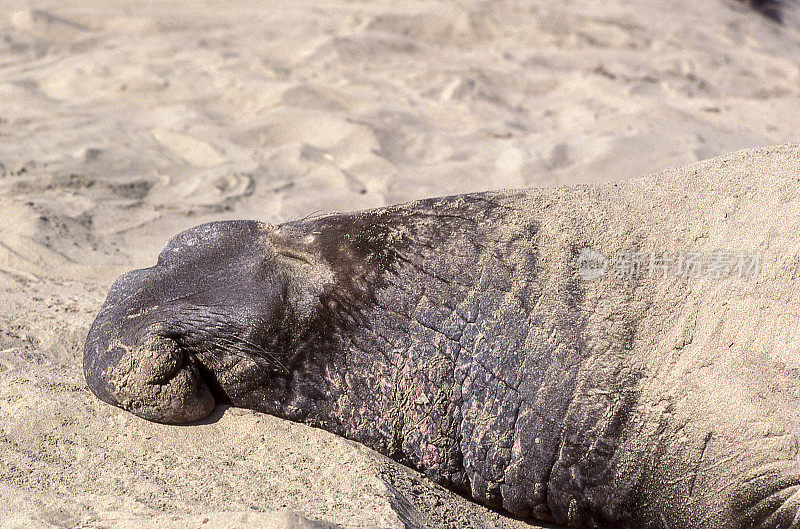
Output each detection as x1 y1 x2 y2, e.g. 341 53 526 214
84 189 800 529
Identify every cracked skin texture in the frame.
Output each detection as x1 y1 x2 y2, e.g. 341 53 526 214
85 146 800 528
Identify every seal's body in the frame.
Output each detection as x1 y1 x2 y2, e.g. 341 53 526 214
85 163 800 529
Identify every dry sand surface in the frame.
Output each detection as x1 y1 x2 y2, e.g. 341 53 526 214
1 1 800 528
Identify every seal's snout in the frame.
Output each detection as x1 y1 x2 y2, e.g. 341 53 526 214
84 319 216 424
85 220 293 424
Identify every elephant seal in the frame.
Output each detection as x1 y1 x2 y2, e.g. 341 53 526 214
85 148 800 528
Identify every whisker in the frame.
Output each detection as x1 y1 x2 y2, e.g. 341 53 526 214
213 334 289 374
171 310 290 373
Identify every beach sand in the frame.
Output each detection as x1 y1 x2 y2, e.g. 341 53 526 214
1 1 800 527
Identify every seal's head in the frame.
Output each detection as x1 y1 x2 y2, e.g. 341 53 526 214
84 220 331 424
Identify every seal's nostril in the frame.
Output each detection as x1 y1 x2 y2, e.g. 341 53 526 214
140 334 186 386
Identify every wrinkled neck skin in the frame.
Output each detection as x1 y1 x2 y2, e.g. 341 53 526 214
235 193 646 526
